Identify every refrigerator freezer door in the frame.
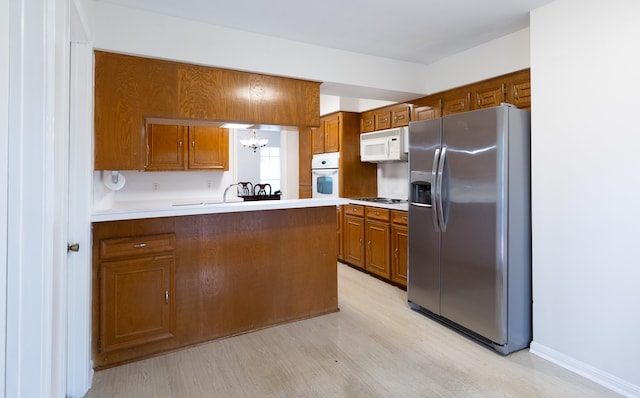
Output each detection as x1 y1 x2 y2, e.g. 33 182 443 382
439 107 508 344
407 118 442 314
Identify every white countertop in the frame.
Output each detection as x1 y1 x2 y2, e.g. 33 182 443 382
91 198 349 222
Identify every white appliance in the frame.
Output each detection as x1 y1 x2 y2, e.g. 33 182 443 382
360 126 408 163
311 152 340 198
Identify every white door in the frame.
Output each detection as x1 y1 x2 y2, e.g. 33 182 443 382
66 41 94 397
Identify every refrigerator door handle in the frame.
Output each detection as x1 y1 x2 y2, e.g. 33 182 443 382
437 146 447 232
409 202 432 208
431 148 441 231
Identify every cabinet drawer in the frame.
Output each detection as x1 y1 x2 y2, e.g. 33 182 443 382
390 210 408 226
343 204 364 217
100 233 176 260
366 207 390 222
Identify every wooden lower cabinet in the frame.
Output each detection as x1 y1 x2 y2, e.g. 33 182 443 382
92 207 338 369
343 214 365 269
97 233 176 353
365 207 390 279
341 205 407 288
365 219 390 279
390 210 408 288
100 255 176 353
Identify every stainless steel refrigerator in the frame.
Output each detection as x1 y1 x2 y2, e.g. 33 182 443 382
407 104 531 354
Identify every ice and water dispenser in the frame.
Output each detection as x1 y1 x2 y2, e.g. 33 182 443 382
410 171 432 206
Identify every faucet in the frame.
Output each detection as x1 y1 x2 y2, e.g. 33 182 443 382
223 183 239 203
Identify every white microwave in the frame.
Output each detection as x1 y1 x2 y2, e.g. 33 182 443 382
360 126 408 163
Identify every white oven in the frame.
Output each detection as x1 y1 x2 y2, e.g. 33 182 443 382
311 152 340 198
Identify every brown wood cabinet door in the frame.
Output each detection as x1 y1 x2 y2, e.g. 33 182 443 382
510 81 531 110
311 126 324 154
323 114 340 153
188 126 229 170
443 91 470 115
391 106 410 127
413 99 442 121
374 110 392 130
146 123 186 171
99 255 175 353
361 112 374 133
365 219 390 279
391 224 408 287
343 215 365 269
473 83 505 110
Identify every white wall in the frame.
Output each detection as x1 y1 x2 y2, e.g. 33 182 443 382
423 28 531 94
530 1 640 396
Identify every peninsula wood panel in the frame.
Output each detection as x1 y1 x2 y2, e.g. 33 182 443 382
92 206 338 369
94 51 320 170
94 52 179 170
298 127 312 198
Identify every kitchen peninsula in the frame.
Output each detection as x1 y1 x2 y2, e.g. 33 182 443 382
91 198 345 369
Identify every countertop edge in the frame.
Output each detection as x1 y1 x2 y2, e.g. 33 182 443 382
91 198 349 223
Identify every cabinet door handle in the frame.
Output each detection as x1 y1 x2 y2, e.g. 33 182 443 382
359 238 363 247
165 290 169 304
179 141 183 148
133 243 147 248
367 241 371 249
192 140 195 148
395 248 399 257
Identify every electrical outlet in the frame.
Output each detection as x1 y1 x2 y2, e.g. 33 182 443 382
153 182 159 191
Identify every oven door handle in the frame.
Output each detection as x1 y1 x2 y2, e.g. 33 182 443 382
312 169 339 176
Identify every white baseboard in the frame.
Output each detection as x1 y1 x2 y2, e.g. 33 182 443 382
530 341 640 398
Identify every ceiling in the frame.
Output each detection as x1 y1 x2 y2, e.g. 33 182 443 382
96 0 554 65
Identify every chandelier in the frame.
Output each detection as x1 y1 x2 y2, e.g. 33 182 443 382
240 130 268 152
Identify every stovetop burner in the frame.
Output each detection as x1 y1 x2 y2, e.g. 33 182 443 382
354 197 408 204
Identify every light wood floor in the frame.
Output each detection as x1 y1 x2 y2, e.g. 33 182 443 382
86 262 618 397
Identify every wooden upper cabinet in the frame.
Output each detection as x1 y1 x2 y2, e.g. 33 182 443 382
374 109 392 130
94 51 320 170
391 105 410 127
443 89 471 115
145 121 229 171
311 126 324 154
413 97 442 121
146 124 186 171
188 126 228 170
361 104 410 132
412 69 530 117
313 114 340 153
361 111 374 133
506 69 531 110
323 114 340 153
472 81 506 110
